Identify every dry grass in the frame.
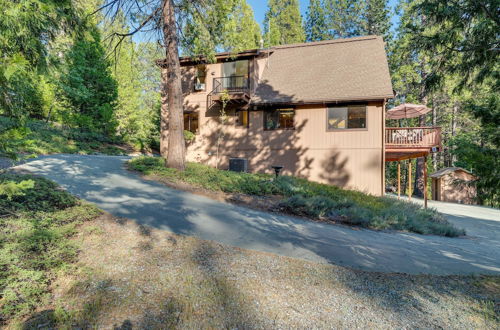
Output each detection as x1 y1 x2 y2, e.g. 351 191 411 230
12 213 499 329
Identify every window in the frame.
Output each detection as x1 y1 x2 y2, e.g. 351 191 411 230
236 110 249 127
184 112 199 133
327 105 366 130
264 108 294 130
194 65 206 91
222 60 249 90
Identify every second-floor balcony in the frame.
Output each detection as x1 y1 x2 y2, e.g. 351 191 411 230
385 127 441 162
385 127 442 150
212 76 249 93
208 76 251 106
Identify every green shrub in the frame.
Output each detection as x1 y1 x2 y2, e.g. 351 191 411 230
0 174 77 214
333 207 371 226
0 174 101 322
0 179 34 200
128 157 466 237
0 116 127 157
183 130 196 142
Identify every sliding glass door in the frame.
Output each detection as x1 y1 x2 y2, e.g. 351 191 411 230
222 60 248 90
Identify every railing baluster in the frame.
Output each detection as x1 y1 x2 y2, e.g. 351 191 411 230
211 76 248 94
385 127 440 148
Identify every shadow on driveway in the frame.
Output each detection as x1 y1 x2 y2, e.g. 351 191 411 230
12 154 500 275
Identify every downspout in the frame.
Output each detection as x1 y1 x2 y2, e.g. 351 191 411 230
382 98 386 196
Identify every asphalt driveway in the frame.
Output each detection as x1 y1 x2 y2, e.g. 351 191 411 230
12 154 500 275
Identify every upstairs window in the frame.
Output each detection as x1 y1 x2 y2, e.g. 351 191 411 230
184 112 199 133
327 105 367 130
264 108 295 130
222 60 249 90
194 65 206 91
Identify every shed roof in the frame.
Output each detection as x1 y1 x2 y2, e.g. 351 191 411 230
252 36 394 105
430 167 475 178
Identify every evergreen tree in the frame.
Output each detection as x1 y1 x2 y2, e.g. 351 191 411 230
221 0 262 52
386 0 498 205
362 0 392 41
263 0 305 46
406 0 499 205
410 0 499 88
0 0 75 119
112 39 143 142
324 0 364 38
102 10 152 147
387 0 431 197
136 43 162 150
305 0 391 41
181 0 260 56
451 87 499 206
305 0 330 41
60 26 118 135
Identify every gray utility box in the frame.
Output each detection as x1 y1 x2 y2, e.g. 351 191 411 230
229 158 248 172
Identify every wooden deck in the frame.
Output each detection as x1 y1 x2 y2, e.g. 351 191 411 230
385 127 441 161
385 127 442 207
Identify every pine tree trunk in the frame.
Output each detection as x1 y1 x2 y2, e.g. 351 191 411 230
451 103 458 165
162 0 185 170
414 36 428 197
413 115 426 197
160 67 169 157
432 98 437 171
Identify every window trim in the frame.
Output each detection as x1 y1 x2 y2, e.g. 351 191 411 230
326 104 368 131
263 107 295 131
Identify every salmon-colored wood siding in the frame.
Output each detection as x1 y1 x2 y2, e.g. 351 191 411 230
181 61 385 195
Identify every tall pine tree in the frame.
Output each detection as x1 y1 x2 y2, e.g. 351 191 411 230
408 0 499 205
305 0 329 41
60 25 118 135
362 0 392 41
324 0 364 38
304 0 391 41
263 0 305 46
0 0 75 119
221 0 262 52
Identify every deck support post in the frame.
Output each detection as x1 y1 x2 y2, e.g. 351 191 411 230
397 161 401 199
424 155 428 209
408 160 412 200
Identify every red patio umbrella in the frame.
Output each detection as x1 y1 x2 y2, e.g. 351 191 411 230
386 103 431 119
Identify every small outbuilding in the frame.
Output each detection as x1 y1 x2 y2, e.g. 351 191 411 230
430 167 477 204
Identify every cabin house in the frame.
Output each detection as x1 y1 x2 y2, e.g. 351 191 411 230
158 36 441 196
430 167 477 204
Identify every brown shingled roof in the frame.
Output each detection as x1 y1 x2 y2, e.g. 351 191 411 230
252 36 394 105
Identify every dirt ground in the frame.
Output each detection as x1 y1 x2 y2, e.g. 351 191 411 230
17 213 499 329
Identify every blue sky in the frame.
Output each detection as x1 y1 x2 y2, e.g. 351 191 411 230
247 0 401 32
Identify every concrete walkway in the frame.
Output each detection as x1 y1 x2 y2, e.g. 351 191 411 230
13 154 500 275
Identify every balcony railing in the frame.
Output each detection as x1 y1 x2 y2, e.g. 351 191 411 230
385 127 441 149
211 76 249 94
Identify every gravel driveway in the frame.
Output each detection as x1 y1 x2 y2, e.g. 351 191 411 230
12 154 500 275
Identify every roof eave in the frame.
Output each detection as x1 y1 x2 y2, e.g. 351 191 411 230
156 49 273 67
250 94 394 107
